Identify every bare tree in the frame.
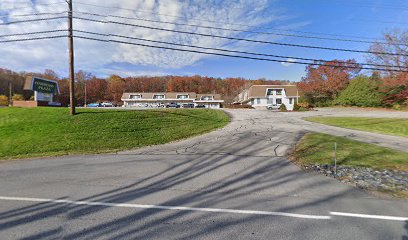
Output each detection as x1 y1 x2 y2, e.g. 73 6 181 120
367 29 408 76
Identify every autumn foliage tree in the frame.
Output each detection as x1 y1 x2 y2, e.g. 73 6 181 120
107 75 126 103
298 59 361 106
379 73 408 107
367 29 408 108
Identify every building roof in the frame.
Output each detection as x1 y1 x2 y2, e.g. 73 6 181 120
196 94 223 100
248 85 299 97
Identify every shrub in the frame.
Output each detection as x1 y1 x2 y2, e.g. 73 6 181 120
335 76 383 107
279 103 287 111
293 102 300 111
12 94 24 101
0 95 8 106
392 104 401 110
223 104 253 109
379 73 408 107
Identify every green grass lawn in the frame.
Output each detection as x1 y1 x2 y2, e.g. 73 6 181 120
293 133 408 171
0 107 229 160
305 117 408 137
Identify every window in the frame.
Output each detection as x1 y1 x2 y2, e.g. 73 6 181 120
266 89 282 95
177 94 189 99
153 94 165 99
256 98 261 104
201 96 213 100
129 94 141 99
276 98 282 105
289 98 293 104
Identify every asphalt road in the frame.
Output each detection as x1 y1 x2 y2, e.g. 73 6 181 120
0 108 407 240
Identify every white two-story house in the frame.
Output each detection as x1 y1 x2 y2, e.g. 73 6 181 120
237 85 299 110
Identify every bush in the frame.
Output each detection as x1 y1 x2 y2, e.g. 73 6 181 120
392 104 401 110
223 104 253 109
12 94 24 101
0 95 8 106
293 102 300 111
279 103 287 111
335 76 383 107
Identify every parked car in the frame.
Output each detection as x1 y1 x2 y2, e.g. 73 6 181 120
266 104 280 110
195 104 206 108
101 102 114 107
166 102 180 108
182 103 195 108
87 103 101 108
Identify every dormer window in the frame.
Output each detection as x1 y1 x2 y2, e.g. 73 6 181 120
266 89 283 96
177 94 189 99
129 94 141 99
153 94 165 99
201 95 213 100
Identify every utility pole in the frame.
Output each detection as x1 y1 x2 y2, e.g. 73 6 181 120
8 82 12 107
84 82 87 107
67 0 76 115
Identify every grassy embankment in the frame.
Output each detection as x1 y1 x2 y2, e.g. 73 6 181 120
293 132 408 197
305 117 408 137
0 107 229 160
293 133 408 171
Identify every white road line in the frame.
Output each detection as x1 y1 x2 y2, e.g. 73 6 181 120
0 196 329 220
330 212 408 222
1 196 407 222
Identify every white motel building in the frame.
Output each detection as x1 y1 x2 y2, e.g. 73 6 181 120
121 92 224 108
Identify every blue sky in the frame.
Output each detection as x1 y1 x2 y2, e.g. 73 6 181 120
0 0 407 81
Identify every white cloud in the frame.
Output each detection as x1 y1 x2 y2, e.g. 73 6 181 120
281 58 295 67
0 0 300 76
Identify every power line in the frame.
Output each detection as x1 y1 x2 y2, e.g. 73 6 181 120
73 1 388 42
1 9 396 46
0 29 66 38
0 35 66 43
74 16 408 57
73 11 406 46
74 29 405 70
0 16 66 25
0 11 66 18
0 33 404 72
0 27 402 70
73 35 408 73
2 9 403 46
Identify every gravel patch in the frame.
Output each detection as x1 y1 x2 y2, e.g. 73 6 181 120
301 164 408 194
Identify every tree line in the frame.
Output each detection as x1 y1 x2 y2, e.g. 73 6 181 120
0 68 292 106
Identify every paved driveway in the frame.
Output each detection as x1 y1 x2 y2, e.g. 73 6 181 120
0 109 407 240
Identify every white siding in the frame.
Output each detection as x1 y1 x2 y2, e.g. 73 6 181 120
249 96 296 111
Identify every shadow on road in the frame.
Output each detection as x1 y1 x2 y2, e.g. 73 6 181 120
0 116 404 239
